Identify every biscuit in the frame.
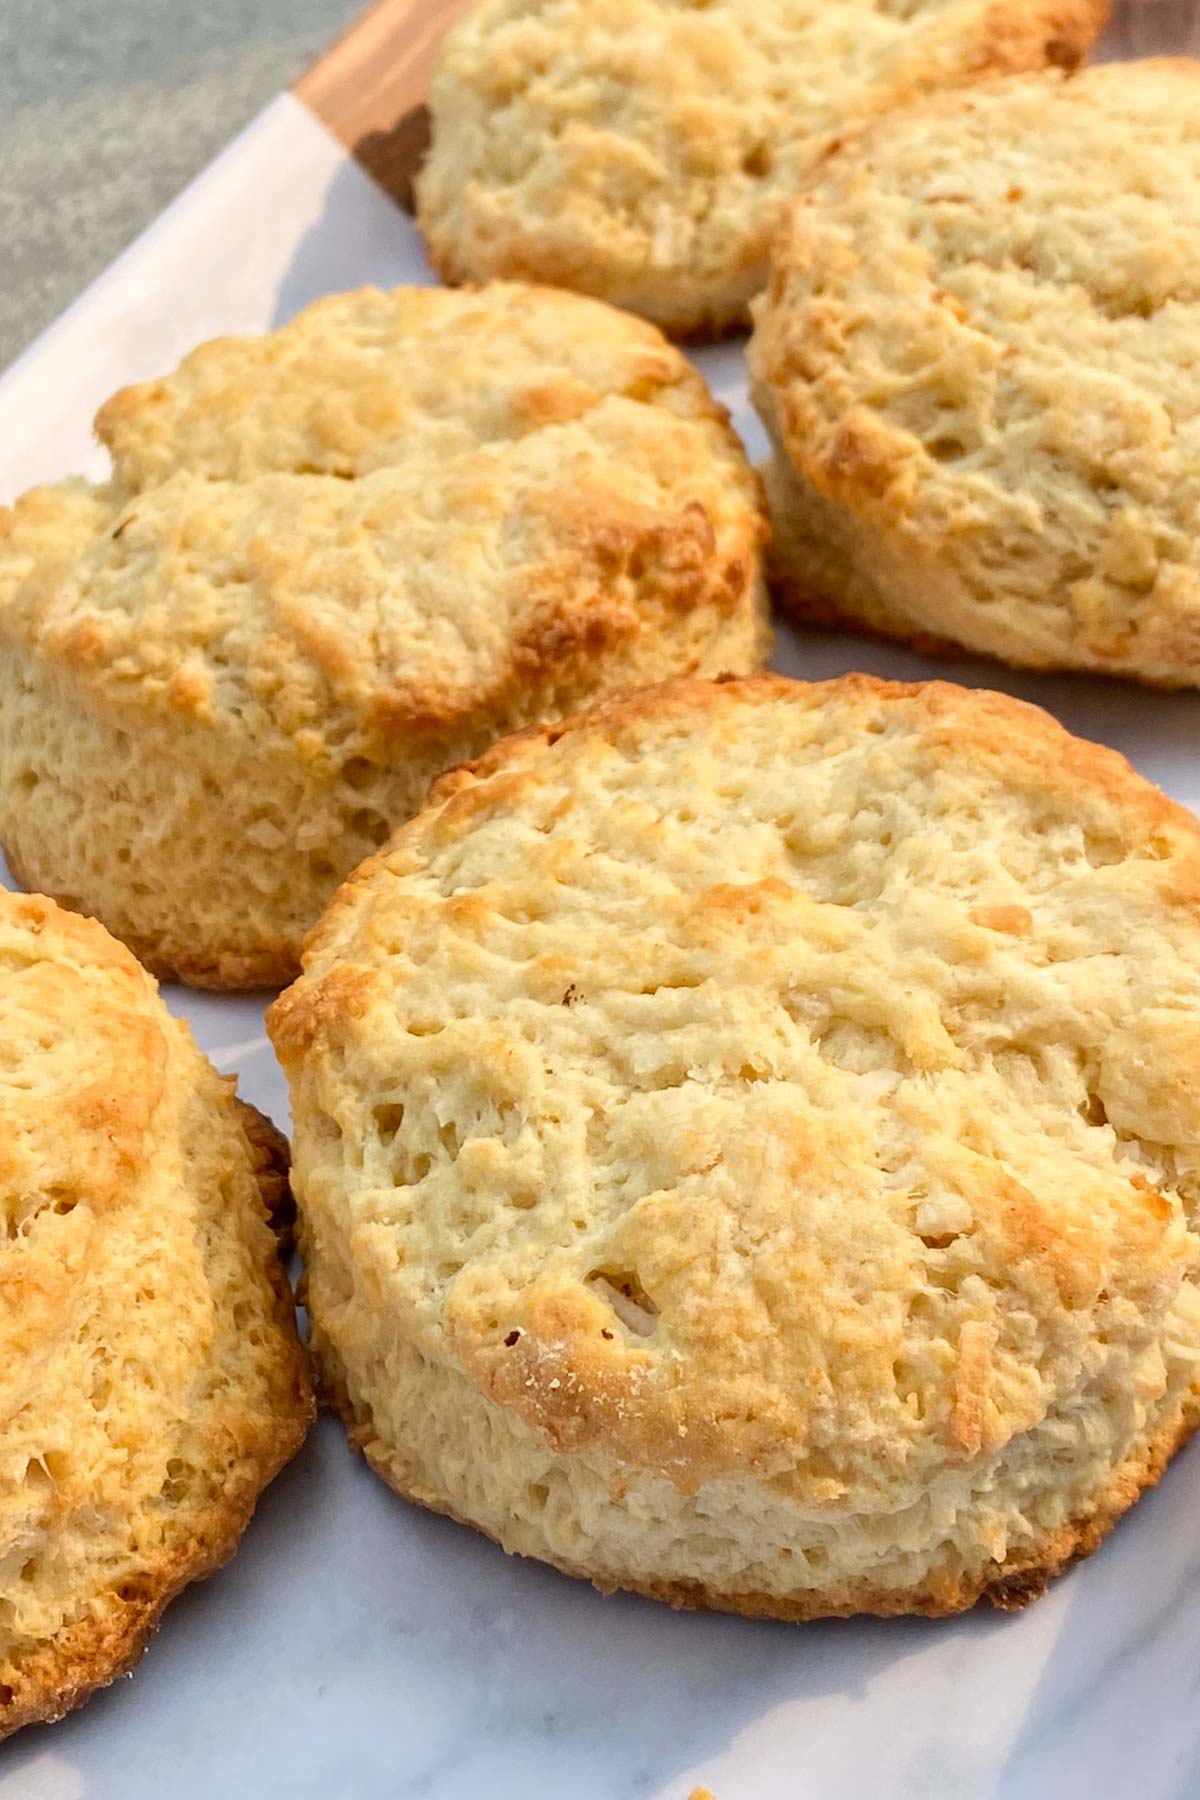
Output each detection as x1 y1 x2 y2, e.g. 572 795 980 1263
0 890 311 1738
750 59 1200 684
416 0 1107 340
0 283 769 989
271 673 1200 1620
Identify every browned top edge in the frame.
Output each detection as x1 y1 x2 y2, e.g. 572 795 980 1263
289 0 1198 216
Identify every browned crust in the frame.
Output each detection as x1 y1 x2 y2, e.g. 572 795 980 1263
0 843 300 992
235 1097 298 1253
972 0 1110 79
323 1350 1199 1623
419 0 1108 343
409 668 1200 851
74 284 767 753
280 669 1200 1505
770 562 1200 693
0 1101 313 1742
85 307 769 747
754 57 1200 691
2 290 768 994
131 941 301 994
290 666 1200 1057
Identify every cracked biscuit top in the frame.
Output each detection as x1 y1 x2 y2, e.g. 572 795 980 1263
4 283 767 750
0 282 767 986
272 675 1200 1579
416 0 1107 338
751 60 1200 683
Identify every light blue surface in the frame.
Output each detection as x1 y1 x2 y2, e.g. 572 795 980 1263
0 0 357 368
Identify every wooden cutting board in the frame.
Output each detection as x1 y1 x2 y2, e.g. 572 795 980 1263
295 0 474 210
294 0 1200 217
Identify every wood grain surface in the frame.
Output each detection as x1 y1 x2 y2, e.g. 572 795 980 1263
295 0 1200 216
294 0 472 209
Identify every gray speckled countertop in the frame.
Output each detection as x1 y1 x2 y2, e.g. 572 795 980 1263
0 0 359 368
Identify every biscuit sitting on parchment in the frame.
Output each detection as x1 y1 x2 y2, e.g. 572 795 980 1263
0 282 768 988
416 0 1108 339
0 890 311 1740
751 59 1200 685
271 673 1200 1621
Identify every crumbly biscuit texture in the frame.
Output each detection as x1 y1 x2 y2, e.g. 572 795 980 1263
0 284 768 987
417 0 1107 338
271 674 1200 1618
0 891 311 1737
751 60 1200 683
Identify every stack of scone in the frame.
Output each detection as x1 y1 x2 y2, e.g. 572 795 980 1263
6 0 1200 1741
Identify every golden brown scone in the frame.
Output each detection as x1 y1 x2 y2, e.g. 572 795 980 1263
751 59 1200 684
416 0 1107 340
0 890 312 1740
271 673 1200 1621
0 284 769 990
